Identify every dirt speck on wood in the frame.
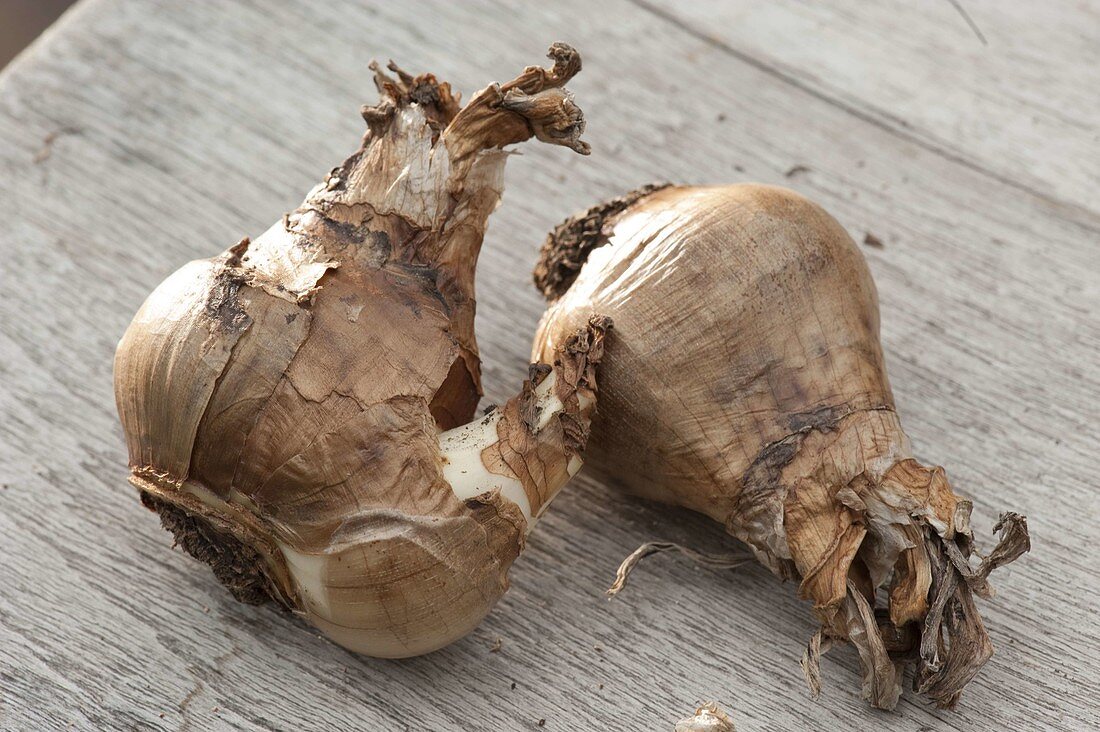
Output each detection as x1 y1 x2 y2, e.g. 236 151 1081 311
863 232 885 249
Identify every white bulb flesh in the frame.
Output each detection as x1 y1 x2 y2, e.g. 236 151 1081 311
439 372 588 527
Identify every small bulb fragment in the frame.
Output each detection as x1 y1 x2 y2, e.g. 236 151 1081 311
675 703 735 732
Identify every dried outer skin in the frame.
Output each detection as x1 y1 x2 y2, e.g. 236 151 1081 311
532 184 1028 708
115 45 595 657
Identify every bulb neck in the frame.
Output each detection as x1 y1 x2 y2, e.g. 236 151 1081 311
755 407 1006 709
297 43 589 304
438 315 610 528
724 406 908 577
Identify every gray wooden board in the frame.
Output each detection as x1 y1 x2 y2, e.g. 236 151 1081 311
0 1 1097 730
642 0 1100 214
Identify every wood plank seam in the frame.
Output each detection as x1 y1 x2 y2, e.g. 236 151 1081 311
627 0 1100 229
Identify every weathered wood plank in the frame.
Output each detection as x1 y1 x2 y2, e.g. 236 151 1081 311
1 0 1097 730
641 0 1100 214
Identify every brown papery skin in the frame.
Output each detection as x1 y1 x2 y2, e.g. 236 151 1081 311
532 184 1029 709
114 45 601 658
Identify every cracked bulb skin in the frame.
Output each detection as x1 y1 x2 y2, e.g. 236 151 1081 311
113 45 605 658
532 184 1028 708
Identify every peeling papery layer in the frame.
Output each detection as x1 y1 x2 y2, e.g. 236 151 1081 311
738 409 1022 709
454 315 610 524
796 488 1029 709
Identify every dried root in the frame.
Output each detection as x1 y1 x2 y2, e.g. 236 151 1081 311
607 541 752 597
533 182 672 300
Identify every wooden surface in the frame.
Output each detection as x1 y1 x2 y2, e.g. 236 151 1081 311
1 1 1097 729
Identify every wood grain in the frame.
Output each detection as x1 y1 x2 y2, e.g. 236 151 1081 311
0 1 1096 729
640 0 1100 213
